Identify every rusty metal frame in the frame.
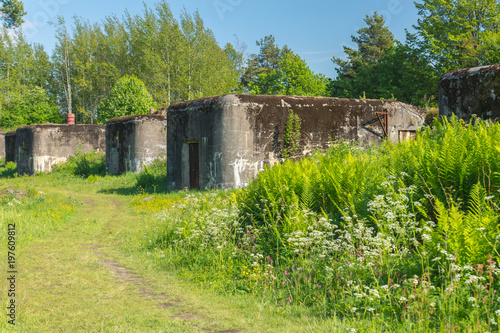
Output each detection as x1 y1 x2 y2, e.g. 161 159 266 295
360 109 389 138
375 111 388 137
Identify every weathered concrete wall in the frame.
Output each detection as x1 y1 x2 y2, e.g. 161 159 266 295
0 133 5 159
106 115 167 174
16 124 105 175
167 94 426 190
439 64 500 121
5 131 16 163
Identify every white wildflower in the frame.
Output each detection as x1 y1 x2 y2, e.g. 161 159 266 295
422 234 432 242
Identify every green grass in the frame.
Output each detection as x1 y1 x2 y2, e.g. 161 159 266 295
0 158 349 332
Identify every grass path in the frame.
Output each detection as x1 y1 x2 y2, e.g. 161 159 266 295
1 186 326 332
5 189 247 332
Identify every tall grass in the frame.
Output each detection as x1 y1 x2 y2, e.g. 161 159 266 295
0 190 79 246
52 150 106 178
144 116 500 331
50 150 168 194
0 158 17 178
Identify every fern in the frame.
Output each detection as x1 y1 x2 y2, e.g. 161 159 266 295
300 174 315 210
434 183 500 264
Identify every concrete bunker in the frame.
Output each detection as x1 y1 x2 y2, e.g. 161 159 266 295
439 64 500 121
106 115 167 174
15 124 106 175
5 131 16 163
167 94 426 190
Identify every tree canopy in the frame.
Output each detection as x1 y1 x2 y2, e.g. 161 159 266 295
244 35 327 96
2 0 500 127
97 75 155 124
413 0 500 72
1 0 25 28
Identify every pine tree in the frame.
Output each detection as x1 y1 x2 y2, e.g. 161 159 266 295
331 12 395 90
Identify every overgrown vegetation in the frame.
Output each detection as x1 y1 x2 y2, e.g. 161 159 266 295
52 149 106 178
282 109 301 159
32 149 168 194
0 158 16 178
144 116 500 331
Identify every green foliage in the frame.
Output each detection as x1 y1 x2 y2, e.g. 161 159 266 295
52 149 106 178
331 12 394 93
242 35 283 88
477 31 500 64
249 52 328 96
47 1 240 124
332 12 395 78
413 0 500 72
237 116 500 254
0 28 57 129
0 86 62 129
389 115 500 209
244 35 327 96
0 158 16 178
135 157 167 192
97 75 155 123
146 120 500 330
282 109 301 159
330 14 438 107
0 0 25 28
432 183 500 265
223 39 246 93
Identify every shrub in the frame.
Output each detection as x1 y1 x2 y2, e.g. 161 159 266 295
52 149 105 178
0 159 17 178
135 157 167 192
97 75 155 124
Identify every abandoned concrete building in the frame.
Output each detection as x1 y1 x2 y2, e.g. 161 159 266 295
167 94 427 190
5 131 16 163
106 114 167 174
0 133 4 159
15 124 105 175
439 64 500 121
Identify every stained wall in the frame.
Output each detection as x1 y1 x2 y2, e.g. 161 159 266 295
439 64 500 121
16 124 105 175
167 94 426 190
106 115 167 174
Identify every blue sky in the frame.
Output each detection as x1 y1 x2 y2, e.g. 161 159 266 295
21 0 420 79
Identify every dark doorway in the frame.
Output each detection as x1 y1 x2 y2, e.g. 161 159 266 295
189 143 200 189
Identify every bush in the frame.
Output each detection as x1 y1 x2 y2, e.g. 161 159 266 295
135 157 167 192
0 159 17 178
0 86 62 129
52 150 105 178
97 75 155 124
